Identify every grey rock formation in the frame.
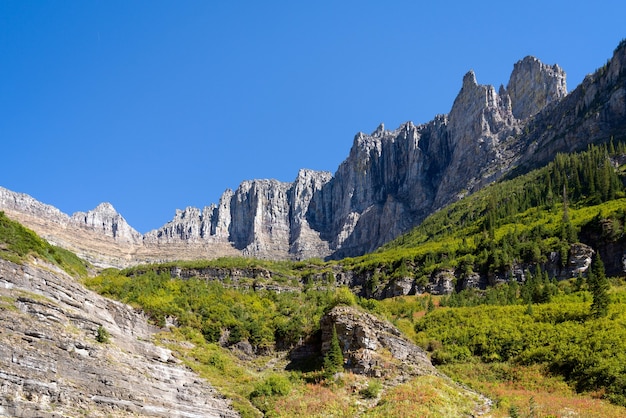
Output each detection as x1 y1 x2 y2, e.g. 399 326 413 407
143 169 333 260
507 56 567 119
320 306 437 378
0 257 238 417
71 202 142 244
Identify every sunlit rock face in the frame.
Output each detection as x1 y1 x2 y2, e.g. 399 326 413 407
320 305 437 378
0 257 239 417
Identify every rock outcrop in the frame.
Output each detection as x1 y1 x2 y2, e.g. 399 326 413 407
507 56 567 120
320 306 437 378
0 257 238 417
145 42 624 261
2 42 625 266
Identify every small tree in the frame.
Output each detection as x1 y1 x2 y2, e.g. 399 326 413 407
426 295 435 313
589 253 610 318
323 325 344 378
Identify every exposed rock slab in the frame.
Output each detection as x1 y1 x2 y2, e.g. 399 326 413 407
320 305 437 378
0 258 238 417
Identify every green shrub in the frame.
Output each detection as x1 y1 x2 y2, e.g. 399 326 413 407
96 325 110 344
330 286 356 308
250 374 292 398
360 379 382 399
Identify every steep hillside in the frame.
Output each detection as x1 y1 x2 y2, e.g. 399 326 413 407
336 142 626 297
0 213 238 417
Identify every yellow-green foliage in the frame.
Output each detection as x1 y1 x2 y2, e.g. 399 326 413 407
414 294 626 405
86 268 345 348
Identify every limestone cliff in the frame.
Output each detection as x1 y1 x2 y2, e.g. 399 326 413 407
507 56 567 120
142 169 333 260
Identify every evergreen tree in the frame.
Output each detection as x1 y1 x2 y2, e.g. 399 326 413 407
589 253 610 318
426 295 435 313
323 325 344 378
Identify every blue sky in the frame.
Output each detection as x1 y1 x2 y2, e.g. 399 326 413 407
1 1 625 233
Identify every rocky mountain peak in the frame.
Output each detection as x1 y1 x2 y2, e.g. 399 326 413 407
372 122 385 136
462 69 478 87
506 55 567 119
71 203 141 244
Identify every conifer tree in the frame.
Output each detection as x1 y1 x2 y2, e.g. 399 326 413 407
426 295 435 313
323 325 344 378
589 252 610 318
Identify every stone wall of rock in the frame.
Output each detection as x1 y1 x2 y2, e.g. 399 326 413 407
506 56 567 120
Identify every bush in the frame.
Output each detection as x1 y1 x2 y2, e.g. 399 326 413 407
250 374 292 398
331 286 356 308
360 380 382 399
96 325 110 344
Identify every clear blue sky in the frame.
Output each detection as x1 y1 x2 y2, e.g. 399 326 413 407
1 1 625 233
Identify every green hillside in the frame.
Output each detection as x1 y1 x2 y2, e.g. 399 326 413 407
343 140 626 283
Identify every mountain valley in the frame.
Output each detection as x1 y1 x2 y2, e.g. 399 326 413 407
1 40 626 417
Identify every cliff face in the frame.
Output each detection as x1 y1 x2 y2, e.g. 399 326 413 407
143 49 575 260
142 169 334 260
0 257 238 417
2 43 625 266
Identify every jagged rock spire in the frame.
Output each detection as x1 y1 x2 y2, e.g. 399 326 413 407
506 56 567 119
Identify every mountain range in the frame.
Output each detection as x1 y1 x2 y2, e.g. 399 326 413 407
1 41 625 269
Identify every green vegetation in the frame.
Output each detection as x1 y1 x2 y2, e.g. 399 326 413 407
0 211 89 277
414 292 626 406
359 379 382 399
85 269 338 350
96 325 110 343
323 325 344 378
